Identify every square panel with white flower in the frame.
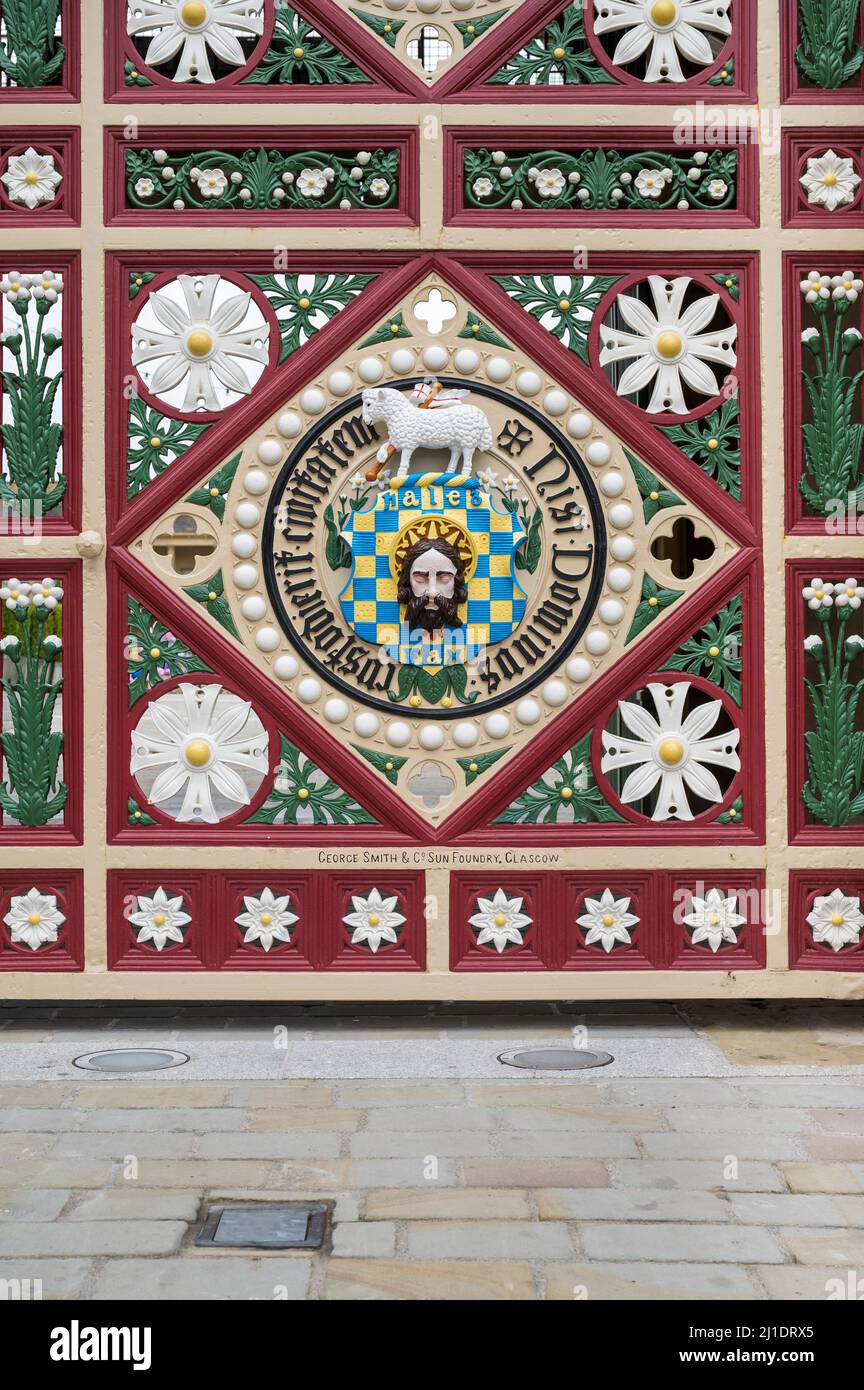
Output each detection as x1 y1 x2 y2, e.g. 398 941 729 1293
322 873 426 969
0 130 80 226
220 871 314 969
783 130 864 227
789 873 864 970
666 870 766 969
450 873 548 969
0 871 83 970
561 872 656 969
107 872 209 969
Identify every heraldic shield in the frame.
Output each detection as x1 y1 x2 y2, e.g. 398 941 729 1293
339 474 528 670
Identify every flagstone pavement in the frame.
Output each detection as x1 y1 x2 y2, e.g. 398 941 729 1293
0 1002 862 1301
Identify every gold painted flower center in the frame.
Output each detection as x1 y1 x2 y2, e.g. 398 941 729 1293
831 913 845 926
553 46 565 58
149 647 161 659
823 173 838 187
297 788 309 800
368 913 380 927
709 913 721 926
184 738 212 768
709 645 720 657
181 1 208 27
186 329 214 358
494 913 507 927
150 436 162 448
602 914 615 927
25 172 40 185
656 330 683 360
27 912 41 926
558 299 571 311
658 737 685 766
560 786 573 800
260 913 272 926
153 912 167 926
651 0 677 25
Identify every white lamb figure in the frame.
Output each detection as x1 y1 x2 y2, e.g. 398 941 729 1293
361 386 493 477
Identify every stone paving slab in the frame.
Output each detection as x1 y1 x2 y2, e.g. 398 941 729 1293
579 1222 786 1264
90 1257 313 1301
322 1259 536 1300
543 1262 764 1301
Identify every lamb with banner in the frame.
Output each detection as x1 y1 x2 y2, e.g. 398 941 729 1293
361 383 493 478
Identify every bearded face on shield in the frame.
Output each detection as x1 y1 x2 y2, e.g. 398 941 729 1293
397 536 468 634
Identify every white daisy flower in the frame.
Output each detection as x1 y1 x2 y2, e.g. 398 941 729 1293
472 177 494 199
600 680 740 821
834 577 864 609
831 272 863 303
0 578 31 610
534 168 566 199
800 270 832 303
1 148 62 209
502 474 519 493
800 150 861 213
599 274 737 415
135 176 156 199
30 271 63 302
469 888 531 953
1 271 31 303
635 168 665 198
342 888 405 952
130 682 270 823
591 0 732 83
235 887 298 951
195 167 228 198
29 577 63 610
706 178 728 200
806 888 863 953
802 578 835 609
577 888 639 953
297 168 329 199
131 273 270 413
129 886 191 951
126 0 265 84
3 888 64 951
368 178 390 198
683 888 745 952
477 467 499 492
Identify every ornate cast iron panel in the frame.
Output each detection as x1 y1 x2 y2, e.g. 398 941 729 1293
0 1 862 995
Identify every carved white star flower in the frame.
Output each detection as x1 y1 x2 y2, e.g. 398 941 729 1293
472 177 494 199
469 888 532 953
126 0 264 83
132 273 269 412
1 148 62 209
130 682 270 823
342 888 405 952
129 886 191 950
800 150 861 213
577 888 639 953
591 0 731 83
806 889 864 953
3 888 64 951
235 887 298 951
600 275 736 414
683 888 745 952
601 681 740 821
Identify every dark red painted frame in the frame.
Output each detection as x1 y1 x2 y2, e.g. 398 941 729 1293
450 868 766 970
104 0 423 102
107 868 426 970
437 0 756 102
0 128 80 227
780 0 864 104
107 249 762 847
0 558 83 846
786 559 864 847
0 251 81 535
0 869 83 971
104 125 419 228
783 252 864 535
788 871 864 971
782 128 864 228
444 125 760 229
0 0 80 102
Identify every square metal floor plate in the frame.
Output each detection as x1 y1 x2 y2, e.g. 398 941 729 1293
196 1203 328 1249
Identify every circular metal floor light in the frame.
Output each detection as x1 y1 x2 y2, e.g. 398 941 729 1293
72 1048 189 1073
498 1048 614 1071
